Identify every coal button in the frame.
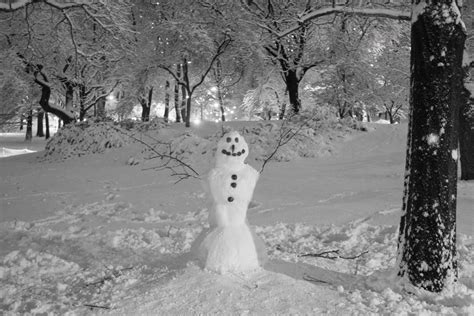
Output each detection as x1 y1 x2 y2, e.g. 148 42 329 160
228 196 234 202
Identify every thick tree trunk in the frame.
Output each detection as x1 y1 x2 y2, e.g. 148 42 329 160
175 64 182 123
459 87 474 180
45 112 50 139
164 80 170 122
285 70 301 114
25 109 33 142
397 0 465 292
36 110 44 137
35 76 74 125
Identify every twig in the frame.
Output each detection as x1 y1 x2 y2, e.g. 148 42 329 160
85 266 133 287
303 273 331 285
109 125 200 182
259 113 317 174
299 249 369 260
84 304 110 310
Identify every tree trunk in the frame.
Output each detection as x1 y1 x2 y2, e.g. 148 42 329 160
388 104 395 124
96 96 106 119
141 87 153 122
175 64 182 123
181 60 188 122
214 58 226 122
285 70 301 114
459 87 474 180
45 112 50 139
217 84 225 122
164 80 170 122
279 89 288 120
397 0 465 292
36 109 44 137
25 109 33 142
79 85 86 121
20 114 24 130
65 81 74 113
185 92 192 128
35 76 74 125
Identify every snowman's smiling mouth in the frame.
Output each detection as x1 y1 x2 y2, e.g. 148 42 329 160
221 148 246 157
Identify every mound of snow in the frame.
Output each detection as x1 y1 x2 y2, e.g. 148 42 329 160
42 121 131 160
134 112 361 170
42 111 362 165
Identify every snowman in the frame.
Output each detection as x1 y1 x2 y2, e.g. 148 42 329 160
194 131 266 273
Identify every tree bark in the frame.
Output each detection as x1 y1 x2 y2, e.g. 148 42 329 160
25 109 33 142
397 0 465 292
45 112 50 139
79 85 86 121
459 87 474 180
214 58 226 122
164 80 170 122
279 89 288 120
96 96 106 119
459 0 474 180
36 77 74 125
36 109 44 137
185 95 192 128
140 87 153 122
64 81 74 113
181 60 188 122
285 70 301 114
175 64 182 123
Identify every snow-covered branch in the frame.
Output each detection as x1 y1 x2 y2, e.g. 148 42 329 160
277 6 410 38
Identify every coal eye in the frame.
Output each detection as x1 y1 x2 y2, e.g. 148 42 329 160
235 138 239 143
226 137 231 143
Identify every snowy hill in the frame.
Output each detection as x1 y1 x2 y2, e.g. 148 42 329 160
0 121 473 314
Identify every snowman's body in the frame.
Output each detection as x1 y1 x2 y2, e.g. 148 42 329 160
196 131 263 273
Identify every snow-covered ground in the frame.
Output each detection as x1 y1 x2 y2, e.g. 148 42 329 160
0 121 473 315
0 133 43 158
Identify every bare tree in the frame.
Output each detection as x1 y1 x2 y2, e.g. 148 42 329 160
160 34 232 127
0 0 134 124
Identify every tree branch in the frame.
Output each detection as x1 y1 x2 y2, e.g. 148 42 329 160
277 6 411 38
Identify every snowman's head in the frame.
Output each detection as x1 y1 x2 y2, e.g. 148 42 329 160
215 131 249 168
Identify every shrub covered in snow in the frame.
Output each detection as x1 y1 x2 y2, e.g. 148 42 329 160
42 109 362 164
42 121 131 160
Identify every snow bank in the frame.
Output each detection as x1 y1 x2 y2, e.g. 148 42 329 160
42 112 361 165
42 121 131 161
